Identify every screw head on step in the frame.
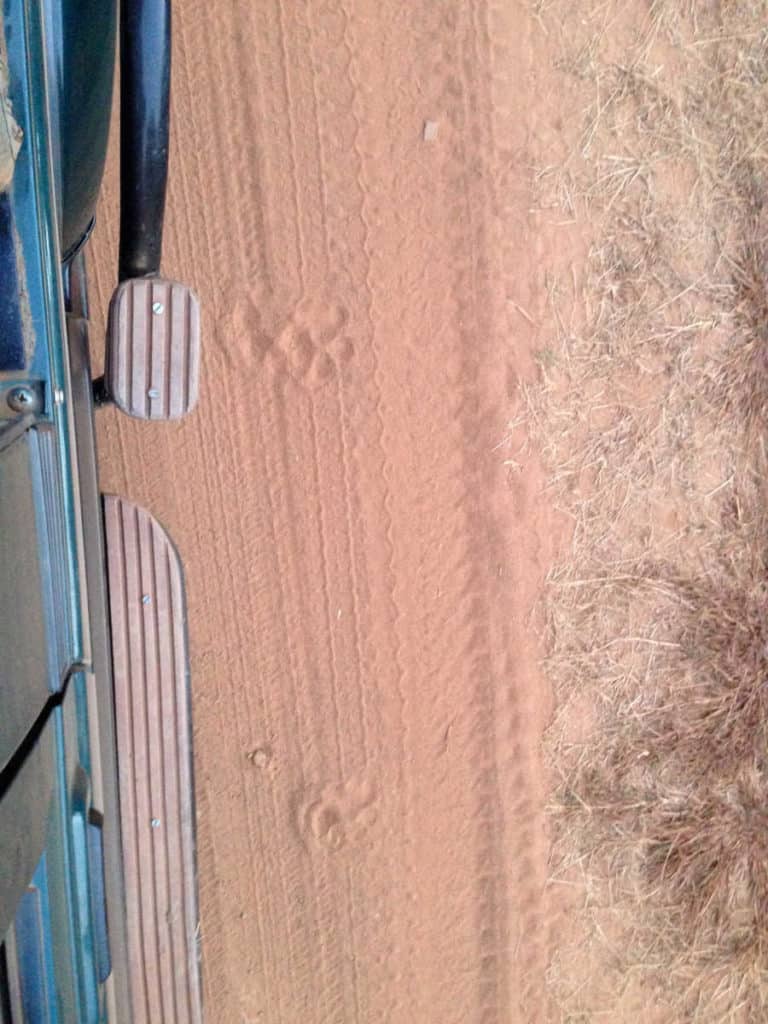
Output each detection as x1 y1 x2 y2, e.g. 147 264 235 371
7 385 40 414
152 301 164 315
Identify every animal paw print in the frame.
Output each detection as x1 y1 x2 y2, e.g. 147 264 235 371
298 777 377 852
220 288 273 372
220 291 354 390
273 299 353 391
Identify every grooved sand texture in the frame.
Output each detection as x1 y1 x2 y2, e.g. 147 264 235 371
104 496 202 1024
91 3 561 1021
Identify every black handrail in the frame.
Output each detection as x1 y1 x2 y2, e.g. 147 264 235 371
118 0 171 281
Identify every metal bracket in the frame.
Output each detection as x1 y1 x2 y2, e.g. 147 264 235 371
0 379 45 419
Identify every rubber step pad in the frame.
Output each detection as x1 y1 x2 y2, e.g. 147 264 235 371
103 495 202 1024
105 278 200 420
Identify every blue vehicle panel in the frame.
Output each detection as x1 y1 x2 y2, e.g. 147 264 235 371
0 0 119 1018
1 0 199 1018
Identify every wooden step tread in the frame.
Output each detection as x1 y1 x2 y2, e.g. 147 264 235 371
103 495 202 1024
105 278 201 420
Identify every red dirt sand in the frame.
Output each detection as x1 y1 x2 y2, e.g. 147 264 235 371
90 2 568 1020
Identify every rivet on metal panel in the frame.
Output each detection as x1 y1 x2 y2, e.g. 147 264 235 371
8 386 36 411
2 382 44 417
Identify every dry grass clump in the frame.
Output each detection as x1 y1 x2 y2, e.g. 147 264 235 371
530 0 768 1019
559 566 768 911
717 208 768 434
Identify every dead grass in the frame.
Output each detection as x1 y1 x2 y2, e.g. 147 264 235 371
530 1 768 1020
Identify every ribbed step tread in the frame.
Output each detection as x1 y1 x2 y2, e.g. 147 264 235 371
105 278 201 420
104 495 202 1024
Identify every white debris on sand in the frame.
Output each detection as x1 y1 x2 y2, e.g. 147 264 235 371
423 119 439 142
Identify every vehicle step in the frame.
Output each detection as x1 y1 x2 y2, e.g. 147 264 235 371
104 278 200 420
103 496 202 1024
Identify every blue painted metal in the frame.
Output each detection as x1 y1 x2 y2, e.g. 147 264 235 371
0 709 54 943
0 0 184 1018
14 858 58 1024
1 0 116 394
0 193 26 371
38 685 101 1022
30 426 78 688
1 0 86 694
5 685 105 1022
0 0 118 1019
86 820 112 986
0 431 51 773
59 685 100 1024
43 0 116 260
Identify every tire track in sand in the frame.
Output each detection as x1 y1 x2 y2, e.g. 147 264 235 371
309 1 417 1017
357 24 505 1024
90 0 557 1020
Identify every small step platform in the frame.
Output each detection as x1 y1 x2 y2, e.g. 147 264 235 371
105 277 201 420
103 495 202 1024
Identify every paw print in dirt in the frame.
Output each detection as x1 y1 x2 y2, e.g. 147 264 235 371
272 299 354 391
297 776 377 852
219 292 354 389
218 288 274 373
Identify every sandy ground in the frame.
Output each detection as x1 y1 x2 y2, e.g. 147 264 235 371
89 2 572 1021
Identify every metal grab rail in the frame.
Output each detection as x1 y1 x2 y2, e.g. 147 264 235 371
118 0 171 281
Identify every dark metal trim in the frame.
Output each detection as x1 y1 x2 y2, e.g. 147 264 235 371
65 312 133 1022
60 216 96 268
118 0 171 281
